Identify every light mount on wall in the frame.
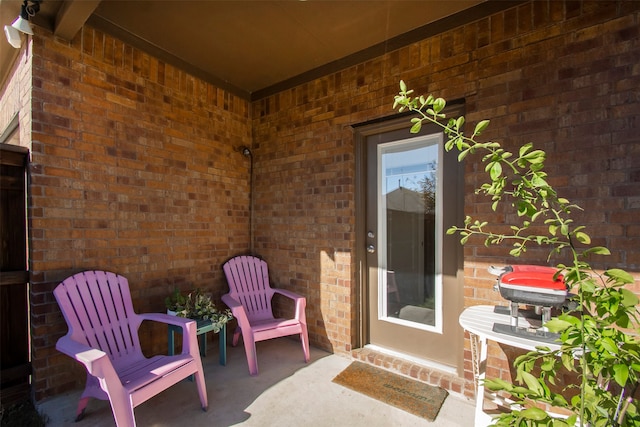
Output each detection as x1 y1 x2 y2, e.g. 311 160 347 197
239 146 252 157
4 0 41 49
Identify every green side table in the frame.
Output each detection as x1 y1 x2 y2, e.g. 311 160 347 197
168 319 227 365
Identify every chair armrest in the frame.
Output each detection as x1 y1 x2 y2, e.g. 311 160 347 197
56 335 113 379
273 289 307 322
138 313 198 356
222 294 250 328
273 288 304 301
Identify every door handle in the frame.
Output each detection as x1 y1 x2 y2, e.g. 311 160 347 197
367 244 375 253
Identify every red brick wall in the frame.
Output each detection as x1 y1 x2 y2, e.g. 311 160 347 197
25 27 252 399
251 79 357 353
252 0 640 397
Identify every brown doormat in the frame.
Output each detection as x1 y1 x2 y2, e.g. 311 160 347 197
332 361 448 421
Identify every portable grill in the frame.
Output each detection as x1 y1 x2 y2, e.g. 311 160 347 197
488 264 568 342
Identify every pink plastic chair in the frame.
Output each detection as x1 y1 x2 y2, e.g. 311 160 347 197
54 271 208 426
222 255 310 375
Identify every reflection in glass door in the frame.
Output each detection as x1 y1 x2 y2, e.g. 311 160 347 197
379 135 442 330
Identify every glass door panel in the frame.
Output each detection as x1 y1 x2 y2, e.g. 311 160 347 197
378 135 441 330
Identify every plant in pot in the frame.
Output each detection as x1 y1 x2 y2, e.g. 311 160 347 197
165 288 232 332
393 81 640 426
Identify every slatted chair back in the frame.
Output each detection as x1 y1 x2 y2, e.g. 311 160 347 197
223 255 276 323
54 270 145 369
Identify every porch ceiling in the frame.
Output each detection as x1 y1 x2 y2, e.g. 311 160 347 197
1 0 521 101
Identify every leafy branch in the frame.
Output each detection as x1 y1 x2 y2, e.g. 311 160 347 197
393 81 640 426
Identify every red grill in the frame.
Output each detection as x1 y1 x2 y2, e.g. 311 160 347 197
489 265 568 341
497 265 566 307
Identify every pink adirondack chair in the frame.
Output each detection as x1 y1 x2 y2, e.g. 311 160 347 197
222 255 310 375
54 271 208 426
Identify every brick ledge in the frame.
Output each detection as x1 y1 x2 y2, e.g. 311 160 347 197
350 346 468 397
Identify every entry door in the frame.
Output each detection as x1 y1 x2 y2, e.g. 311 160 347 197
356 114 464 370
0 142 30 405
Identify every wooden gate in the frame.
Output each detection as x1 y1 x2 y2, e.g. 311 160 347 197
0 144 30 407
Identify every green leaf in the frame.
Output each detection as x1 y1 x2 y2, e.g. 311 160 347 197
541 358 555 372
605 268 634 284
530 174 549 188
613 363 629 386
575 231 591 244
620 288 639 306
550 392 569 408
484 378 514 391
584 246 611 256
399 80 407 92
520 371 544 395
519 142 533 157
517 200 535 217
433 97 446 113
601 337 619 354
616 312 630 328
490 162 502 180
524 149 546 164
473 119 490 135
410 121 422 134
545 318 572 333
580 279 596 293
561 352 575 372
519 407 549 421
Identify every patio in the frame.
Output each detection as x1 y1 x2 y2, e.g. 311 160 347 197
2 0 637 420
38 337 474 426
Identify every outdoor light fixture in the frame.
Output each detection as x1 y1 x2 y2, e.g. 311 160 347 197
4 0 41 49
238 146 252 157
4 26 21 48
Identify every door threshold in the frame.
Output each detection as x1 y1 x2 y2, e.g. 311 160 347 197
351 345 465 396
360 344 458 375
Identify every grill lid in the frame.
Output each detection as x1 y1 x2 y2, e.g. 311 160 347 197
500 271 566 292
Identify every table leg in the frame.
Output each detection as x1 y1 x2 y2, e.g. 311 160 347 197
471 332 493 426
168 327 175 356
219 324 226 366
199 333 207 357
168 322 226 365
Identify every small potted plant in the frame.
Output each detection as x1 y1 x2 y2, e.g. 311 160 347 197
165 288 232 332
165 288 187 317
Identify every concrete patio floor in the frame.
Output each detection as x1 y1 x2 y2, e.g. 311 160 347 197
38 337 475 426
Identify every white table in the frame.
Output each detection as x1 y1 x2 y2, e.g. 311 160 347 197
459 305 561 426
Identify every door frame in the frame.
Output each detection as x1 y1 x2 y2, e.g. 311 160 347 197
353 102 465 367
